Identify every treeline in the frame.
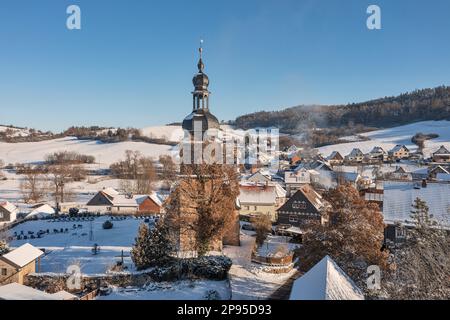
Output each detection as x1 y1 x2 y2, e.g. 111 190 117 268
45 151 95 165
233 86 450 146
0 125 56 143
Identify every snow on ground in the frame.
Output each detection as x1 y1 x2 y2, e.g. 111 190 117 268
140 125 185 143
318 120 450 158
8 216 148 274
0 137 176 168
0 125 32 137
97 280 231 300
223 233 297 300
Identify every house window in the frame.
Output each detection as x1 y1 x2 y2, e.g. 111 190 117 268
289 215 299 223
254 206 257 211
1 268 7 276
0 212 3 219
292 202 307 210
107 207 112 211
245 206 250 211
395 227 406 239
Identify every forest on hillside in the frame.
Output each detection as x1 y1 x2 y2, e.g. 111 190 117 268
233 86 450 134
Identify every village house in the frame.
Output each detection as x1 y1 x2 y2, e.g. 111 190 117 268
0 201 18 227
277 184 328 230
432 145 450 163
238 184 284 222
0 243 43 285
284 167 318 196
326 151 344 165
388 145 410 160
86 187 163 215
388 166 413 181
382 180 450 244
427 165 450 180
335 171 362 188
368 146 388 162
345 148 364 163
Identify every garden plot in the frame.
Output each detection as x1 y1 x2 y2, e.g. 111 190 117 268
8 215 153 275
97 280 231 300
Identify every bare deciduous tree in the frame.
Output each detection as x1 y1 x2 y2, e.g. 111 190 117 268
46 164 81 207
297 183 391 291
19 164 46 203
112 150 157 194
251 214 272 247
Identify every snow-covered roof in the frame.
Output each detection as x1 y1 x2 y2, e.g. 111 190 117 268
102 187 120 197
1 243 43 268
327 151 343 160
370 146 386 154
51 290 79 300
338 172 360 183
0 283 59 300
239 185 277 205
433 145 450 155
383 181 450 228
347 148 363 157
27 204 55 218
389 144 409 153
0 201 18 214
134 193 163 207
437 173 450 182
289 256 364 300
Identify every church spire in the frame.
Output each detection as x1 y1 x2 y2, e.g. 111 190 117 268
182 40 220 133
192 40 210 111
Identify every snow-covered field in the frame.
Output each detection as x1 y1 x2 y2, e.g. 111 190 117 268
140 125 185 143
319 120 450 158
0 137 176 168
8 216 148 274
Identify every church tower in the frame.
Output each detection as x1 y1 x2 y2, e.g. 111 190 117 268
165 43 240 256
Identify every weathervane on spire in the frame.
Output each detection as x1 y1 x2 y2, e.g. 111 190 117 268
199 39 204 58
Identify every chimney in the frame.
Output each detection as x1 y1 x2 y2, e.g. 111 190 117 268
422 179 427 188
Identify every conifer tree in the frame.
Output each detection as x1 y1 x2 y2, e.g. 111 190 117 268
131 223 153 270
131 221 174 271
384 198 450 299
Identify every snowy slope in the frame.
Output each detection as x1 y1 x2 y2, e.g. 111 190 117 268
0 125 32 137
0 137 176 167
140 125 185 143
318 120 450 158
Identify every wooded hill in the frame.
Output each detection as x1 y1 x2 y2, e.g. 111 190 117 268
232 86 450 134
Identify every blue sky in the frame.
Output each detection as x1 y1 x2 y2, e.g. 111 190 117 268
0 0 449 132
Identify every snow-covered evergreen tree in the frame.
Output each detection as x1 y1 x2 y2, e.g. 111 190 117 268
384 198 450 299
0 230 9 255
131 221 174 271
131 223 153 270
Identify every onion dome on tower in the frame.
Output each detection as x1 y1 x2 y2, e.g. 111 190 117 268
182 42 220 134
